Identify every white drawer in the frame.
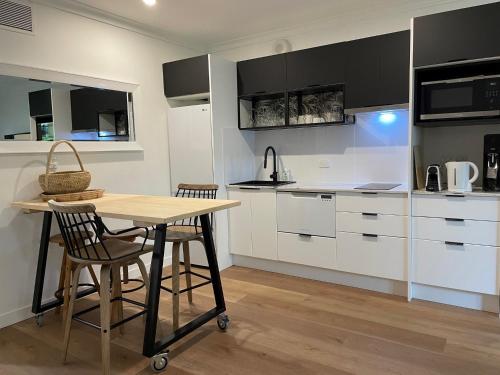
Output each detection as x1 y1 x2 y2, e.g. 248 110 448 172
337 212 407 237
336 192 407 215
336 232 407 281
412 217 500 247
277 232 336 269
412 194 500 221
277 191 336 237
413 239 499 295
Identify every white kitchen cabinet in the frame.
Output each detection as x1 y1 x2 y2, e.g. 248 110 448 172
337 192 407 215
228 188 277 260
337 212 407 237
227 189 253 257
251 190 278 260
412 216 500 247
278 232 336 269
413 239 499 295
412 194 500 221
337 232 407 281
277 191 335 237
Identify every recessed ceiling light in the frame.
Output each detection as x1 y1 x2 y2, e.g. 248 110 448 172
143 0 156 6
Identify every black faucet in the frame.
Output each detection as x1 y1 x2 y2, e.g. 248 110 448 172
264 146 278 183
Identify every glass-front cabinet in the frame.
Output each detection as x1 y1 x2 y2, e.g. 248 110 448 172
238 84 349 130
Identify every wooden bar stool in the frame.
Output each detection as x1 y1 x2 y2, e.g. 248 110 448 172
50 233 99 322
141 184 218 331
49 200 153 375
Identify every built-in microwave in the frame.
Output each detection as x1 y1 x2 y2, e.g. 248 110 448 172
418 74 500 121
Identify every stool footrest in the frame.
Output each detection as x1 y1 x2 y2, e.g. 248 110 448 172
72 296 146 331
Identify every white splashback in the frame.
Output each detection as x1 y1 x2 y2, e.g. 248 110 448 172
254 110 409 184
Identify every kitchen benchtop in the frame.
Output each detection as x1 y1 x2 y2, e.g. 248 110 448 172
413 189 500 198
227 182 408 194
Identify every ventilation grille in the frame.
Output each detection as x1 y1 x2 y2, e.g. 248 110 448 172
0 0 32 32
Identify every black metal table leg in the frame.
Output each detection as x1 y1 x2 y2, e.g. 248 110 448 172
32 211 97 315
32 211 52 314
143 224 167 357
142 214 227 358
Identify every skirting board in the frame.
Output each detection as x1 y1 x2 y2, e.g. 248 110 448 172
412 283 500 314
232 255 408 297
0 254 172 330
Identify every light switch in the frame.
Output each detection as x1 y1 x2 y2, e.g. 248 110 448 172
319 159 330 168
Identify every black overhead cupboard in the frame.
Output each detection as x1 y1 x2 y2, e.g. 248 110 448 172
237 30 410 130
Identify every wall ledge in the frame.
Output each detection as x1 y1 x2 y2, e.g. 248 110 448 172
0 141 144 154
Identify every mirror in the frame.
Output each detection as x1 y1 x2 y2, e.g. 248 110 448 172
0 75 134 142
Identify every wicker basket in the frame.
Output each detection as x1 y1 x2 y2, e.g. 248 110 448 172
38 141 91 194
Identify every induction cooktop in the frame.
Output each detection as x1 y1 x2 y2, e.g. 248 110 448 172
354 183 401 190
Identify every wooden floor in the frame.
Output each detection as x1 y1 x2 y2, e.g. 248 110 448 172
2 266 500 374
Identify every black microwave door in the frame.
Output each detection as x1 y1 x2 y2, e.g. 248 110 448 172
420 81 475 120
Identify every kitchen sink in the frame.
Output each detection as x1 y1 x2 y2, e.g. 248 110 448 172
232 180 295 187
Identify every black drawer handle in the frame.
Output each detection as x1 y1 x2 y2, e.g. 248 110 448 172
362 212 378 217
445 194 465 198
238 187 261 190
362 233 378 238
253 91 267 95
361 192 378 195
445 218 465 222
445 241 464 246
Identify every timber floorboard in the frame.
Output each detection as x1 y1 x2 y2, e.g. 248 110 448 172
1 266 500 374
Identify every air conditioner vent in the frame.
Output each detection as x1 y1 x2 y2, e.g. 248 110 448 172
0 0 32 32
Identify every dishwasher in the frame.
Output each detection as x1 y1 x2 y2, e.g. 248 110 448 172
277 191 336 237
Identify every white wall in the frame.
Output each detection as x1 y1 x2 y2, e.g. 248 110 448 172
0 3 200 328
253 110 409 185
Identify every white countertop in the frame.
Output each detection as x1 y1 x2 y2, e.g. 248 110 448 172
227 182 408 194
413 189 500 198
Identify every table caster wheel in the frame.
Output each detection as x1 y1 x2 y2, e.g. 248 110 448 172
217 314 230 331
35 313 44 327
151 352 169 373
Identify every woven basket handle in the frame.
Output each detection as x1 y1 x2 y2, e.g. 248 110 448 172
45 141 86 187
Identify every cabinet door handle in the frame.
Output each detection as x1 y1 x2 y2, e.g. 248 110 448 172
445 218 465 222
362 233 378 238
445 194 465 198
361 192 378 195
362 212 378 217
238 187 261 190
445 241 464 246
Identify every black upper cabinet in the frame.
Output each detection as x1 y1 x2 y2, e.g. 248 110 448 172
163 55 209 98
71 88 128 131
345 31 410 109
379 31 410 106
286 43 346 90
29 89 52 117
414 2 500 67
237 54 286 96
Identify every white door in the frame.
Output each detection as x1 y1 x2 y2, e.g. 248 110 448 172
167 104 214 192
228 189 253 256
251 190 278 260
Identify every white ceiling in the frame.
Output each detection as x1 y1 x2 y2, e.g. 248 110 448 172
71 0 409 49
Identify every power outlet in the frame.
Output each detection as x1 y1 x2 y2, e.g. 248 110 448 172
319 159 330 168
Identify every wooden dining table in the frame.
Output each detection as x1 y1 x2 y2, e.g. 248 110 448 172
11 193 240 364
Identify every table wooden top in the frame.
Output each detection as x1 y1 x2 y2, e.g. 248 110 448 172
11 193 240 225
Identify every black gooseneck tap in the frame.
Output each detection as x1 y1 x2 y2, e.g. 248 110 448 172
264 146 278 183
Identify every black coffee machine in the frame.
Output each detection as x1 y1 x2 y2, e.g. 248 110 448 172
484 134 500 191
